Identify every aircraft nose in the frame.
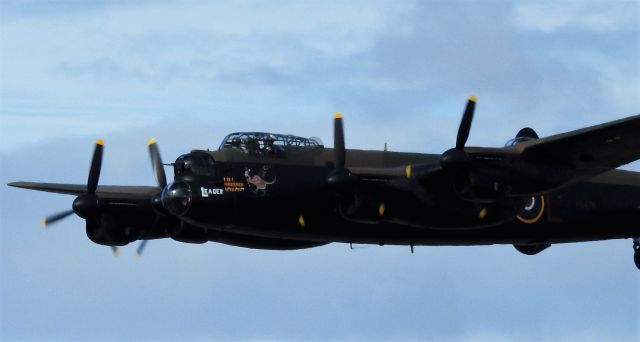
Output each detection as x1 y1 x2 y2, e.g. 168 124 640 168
161 181 192 216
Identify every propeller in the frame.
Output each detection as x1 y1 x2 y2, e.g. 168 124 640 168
438 96 494 216
135 137 170 256
439 96 488 210
71 139 104 219
41 209 74 228
87 138 104 193
40 139 120 256
334 113 346 169
148 137 167 188
326 113 354 187
41 139 104 226
456 96 476 149
440 96 476 171
135 240 148 257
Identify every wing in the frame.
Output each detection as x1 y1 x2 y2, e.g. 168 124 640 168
8 182 168 241
519 114 640 179
406 114 640 199
7 182 159 199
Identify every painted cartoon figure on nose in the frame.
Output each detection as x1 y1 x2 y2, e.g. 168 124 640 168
245 165 276 196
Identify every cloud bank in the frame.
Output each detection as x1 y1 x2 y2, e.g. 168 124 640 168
1 1 638 341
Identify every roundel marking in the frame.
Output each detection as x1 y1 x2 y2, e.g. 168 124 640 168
517 195 545 224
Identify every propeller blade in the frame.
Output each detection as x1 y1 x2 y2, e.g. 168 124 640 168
326 113 354 187
334 113 345 170
148 138 167 188
41 209 75 228
111 246 120 257
455 96 476 149
87 139 104 194
135 240 148 257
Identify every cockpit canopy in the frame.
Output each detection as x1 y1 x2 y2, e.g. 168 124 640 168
504 136 534 147
219 132 323 155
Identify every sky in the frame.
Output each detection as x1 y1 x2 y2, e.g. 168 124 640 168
0 0 639 340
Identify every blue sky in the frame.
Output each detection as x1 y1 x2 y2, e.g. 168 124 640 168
1 1 639 340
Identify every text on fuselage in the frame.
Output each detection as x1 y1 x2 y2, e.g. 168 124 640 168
201 187 224 197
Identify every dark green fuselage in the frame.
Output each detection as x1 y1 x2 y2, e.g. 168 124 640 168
171 147 640 249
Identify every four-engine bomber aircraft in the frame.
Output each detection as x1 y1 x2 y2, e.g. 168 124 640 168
8 97 640 270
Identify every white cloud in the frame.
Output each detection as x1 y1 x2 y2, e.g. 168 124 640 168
1 2 640 340
513 1 639 33
0 1 419 150
0 114 152 153
0 0 413 87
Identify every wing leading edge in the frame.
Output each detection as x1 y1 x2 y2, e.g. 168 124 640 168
519 114 640 178
8 182 159 199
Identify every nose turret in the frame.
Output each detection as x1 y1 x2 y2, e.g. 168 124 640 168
161 181 192 216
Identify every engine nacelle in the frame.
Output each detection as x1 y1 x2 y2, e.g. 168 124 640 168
514 243 551 255
461 126 574 200
86 216 142 246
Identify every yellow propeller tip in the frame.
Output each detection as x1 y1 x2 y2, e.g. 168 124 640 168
40 218 47 228
334 112 343 119
147 137 157 146
479 208 488 219
96 138 105 146
114 249 121 257
468 95 477 102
